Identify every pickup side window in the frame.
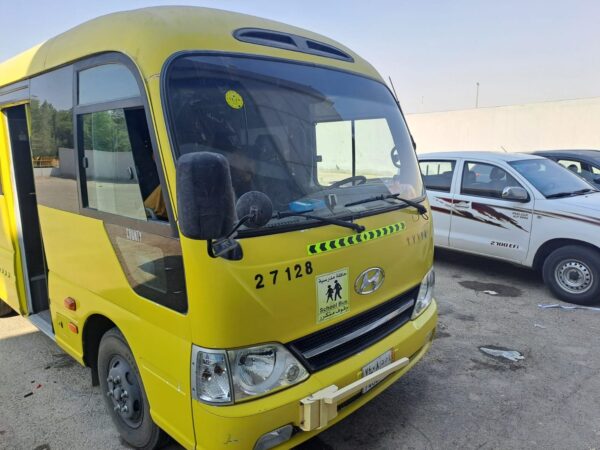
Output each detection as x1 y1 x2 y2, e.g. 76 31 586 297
419 160 455 192
460 162 523 199
557 158 598 183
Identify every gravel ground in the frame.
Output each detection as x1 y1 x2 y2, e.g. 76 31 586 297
1 248 599 449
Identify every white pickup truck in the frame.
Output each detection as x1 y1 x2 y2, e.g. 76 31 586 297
419 151 600 305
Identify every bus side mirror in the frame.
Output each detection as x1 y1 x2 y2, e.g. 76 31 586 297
176 152 237 240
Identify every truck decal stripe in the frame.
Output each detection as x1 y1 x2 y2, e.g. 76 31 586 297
307 222 406 255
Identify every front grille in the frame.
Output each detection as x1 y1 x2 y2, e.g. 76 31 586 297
288 286 419 372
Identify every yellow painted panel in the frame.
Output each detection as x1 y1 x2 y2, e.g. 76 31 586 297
183 205 433 349
0 8 380 89
38 207 194 448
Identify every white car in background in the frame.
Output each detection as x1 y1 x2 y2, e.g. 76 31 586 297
418 151 600 305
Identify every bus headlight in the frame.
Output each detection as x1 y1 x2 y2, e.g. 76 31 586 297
192 348 232 404
229 343 308 401
412 268 435 319
192 344 308 404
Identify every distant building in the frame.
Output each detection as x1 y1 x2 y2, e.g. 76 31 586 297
405 97 600 153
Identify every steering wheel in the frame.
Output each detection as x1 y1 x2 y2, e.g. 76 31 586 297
390 146 402 168
330 175 367 188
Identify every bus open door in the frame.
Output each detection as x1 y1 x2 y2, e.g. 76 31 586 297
0 102 50 333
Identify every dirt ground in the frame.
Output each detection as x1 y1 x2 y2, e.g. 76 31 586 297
1 248 599 449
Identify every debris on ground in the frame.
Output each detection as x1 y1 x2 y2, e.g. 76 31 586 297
538 304 600 312
23 392 33 398
458 280 522 297
533 323 546 329
479 346 525 362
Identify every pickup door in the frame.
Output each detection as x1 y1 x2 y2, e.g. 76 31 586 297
419 159 457 247
448 160 534 264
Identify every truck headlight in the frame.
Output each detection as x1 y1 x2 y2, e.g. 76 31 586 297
192 344 308 404
412 268 435 319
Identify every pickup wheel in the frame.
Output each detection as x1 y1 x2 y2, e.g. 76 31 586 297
542 245 600 305
98 328 168 449
0 299 13 317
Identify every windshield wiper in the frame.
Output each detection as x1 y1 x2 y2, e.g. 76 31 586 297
572 188 597 195
546 188 596 199
272 210 365 233
345 193 428 215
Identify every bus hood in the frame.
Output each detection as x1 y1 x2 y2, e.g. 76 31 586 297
182 206 433 349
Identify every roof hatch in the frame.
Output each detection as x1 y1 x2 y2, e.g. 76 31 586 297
234 28 354 62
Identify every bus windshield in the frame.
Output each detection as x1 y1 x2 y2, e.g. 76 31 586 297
165 54 423 233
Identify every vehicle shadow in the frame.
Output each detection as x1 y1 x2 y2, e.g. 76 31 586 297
434 247 543 288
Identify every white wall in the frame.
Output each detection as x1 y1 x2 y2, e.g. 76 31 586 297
405 97 600 154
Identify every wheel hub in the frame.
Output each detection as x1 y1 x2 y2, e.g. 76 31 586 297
106 355 143 428
555 259 593 294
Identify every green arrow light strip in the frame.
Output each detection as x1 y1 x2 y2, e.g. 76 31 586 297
307 222 406 255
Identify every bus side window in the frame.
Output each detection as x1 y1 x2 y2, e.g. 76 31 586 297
29 65 79 212
76 62 167 222
81 107 165 221
76 59 186 313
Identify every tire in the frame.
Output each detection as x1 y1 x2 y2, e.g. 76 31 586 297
98 328 168 449
0 300 13 317
542 245 600 306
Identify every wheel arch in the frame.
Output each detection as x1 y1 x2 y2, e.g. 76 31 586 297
82 313 118 386
532 238 600 271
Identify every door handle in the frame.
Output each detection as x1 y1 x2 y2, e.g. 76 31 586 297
453 201 471 209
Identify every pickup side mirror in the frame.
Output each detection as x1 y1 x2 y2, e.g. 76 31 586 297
502 186 529 202
176 152 237 240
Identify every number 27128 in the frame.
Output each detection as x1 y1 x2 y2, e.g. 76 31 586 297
255 262 313 289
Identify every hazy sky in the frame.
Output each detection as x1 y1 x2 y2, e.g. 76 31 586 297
2 0 599 112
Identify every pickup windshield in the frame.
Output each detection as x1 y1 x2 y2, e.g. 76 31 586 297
509 159 598 198
165 54 423 234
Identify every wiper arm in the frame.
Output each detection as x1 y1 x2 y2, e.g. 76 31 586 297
273 210 365 233
345 193 428 215
545 192 573 199
546 189 594 199
572 188 596 196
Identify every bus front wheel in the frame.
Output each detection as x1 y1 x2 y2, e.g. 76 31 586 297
98 328 168 449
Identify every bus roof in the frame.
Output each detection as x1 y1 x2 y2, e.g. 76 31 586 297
0 6 381 89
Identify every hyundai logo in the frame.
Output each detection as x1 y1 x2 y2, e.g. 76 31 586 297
354 267 385 295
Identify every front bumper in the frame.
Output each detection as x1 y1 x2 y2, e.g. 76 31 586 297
192 300 437 449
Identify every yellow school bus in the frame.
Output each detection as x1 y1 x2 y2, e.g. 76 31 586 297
0 7 437 449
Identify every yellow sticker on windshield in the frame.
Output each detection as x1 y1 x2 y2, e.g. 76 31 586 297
307 222 406 255
316 268 349 323
225 90 244 109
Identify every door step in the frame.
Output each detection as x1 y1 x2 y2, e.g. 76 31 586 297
29 309 55 340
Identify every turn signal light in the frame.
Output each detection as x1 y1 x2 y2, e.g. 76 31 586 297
68 322 78 334
64 297 77 311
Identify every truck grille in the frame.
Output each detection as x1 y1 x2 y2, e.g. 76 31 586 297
288 286 418 372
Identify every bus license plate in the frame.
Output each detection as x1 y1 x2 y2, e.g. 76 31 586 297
361 350 393 393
